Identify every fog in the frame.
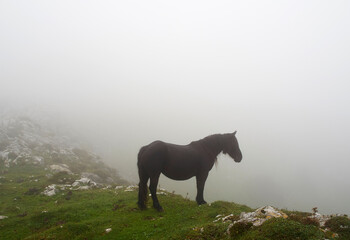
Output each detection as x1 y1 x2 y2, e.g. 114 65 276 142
1 1 350 215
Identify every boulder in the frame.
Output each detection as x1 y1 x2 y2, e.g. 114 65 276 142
49 164 72 174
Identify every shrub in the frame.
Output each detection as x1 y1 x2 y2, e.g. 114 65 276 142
325 216 350 240
289 214 320 227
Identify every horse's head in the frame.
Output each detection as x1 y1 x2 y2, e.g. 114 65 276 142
222 131 242 162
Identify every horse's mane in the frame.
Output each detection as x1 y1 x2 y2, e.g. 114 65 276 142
193 134 224 164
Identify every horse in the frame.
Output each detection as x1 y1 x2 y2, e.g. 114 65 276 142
137 132 242 211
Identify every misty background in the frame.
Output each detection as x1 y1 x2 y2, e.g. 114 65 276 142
1 1 350 215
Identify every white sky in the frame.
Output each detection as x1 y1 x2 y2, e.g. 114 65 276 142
1 0 350 214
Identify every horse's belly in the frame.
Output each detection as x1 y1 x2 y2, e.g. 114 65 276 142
162 168 195 181
161 146 200 180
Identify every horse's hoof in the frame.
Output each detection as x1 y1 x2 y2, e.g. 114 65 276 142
138 203 147 210
155 206 164 212
197 201 207 205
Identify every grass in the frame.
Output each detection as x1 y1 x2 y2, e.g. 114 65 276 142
236 218 324 240
0 188 251 240
0 164 346 240
0 165 252 240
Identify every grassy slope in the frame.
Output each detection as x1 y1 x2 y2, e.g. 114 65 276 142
1 165 349 240
0 165 251 240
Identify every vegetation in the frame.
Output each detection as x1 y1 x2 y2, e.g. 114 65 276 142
325 216 350 240
0 163 348 240
236 218 324 240
0 164 252 239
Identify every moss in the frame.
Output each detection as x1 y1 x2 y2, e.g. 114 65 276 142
240 218 323 240
186 223 228 240
229 222 253 239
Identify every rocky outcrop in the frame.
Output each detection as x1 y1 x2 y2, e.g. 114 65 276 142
214 205 350 239
41 177 100 196
215 205 289 236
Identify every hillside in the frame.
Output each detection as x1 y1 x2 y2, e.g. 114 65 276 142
1 116 350 239
0 115 127 185
1 172 350 240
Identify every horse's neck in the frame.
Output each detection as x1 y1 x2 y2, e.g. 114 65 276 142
199 134 223 158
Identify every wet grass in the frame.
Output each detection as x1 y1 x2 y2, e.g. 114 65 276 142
0 165 344 240
0 166 252 240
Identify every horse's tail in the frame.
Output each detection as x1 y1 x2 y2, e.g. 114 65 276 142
137 146 149 209
137 145 147 166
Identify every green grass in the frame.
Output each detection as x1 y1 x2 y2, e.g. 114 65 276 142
0 165 252 240
0 164 341 240
0 187 251 240
236 218 324 240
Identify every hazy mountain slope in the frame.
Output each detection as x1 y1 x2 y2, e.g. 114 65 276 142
0 115 127 186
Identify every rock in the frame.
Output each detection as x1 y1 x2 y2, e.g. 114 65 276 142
217 205 289 235
124 185 138 192
149 191 167 196
32 156 43 164
78 186 90 190
72 177 97 187
309 212 329 227
105 228 112 233
49 164 72 174
81 172 102 183
254 206 288 219
42 184 57 196
0 216 8 220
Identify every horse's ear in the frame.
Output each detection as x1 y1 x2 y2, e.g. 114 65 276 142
233 131 237 135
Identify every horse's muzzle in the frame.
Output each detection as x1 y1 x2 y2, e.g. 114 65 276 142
234 153 242 162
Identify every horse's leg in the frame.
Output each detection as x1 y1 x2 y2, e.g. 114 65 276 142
149 173 163 212
137 167 149 210
195 171 209 205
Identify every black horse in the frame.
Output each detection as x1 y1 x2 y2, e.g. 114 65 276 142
137 132 242 211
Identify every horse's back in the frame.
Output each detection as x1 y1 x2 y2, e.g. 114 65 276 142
138 141 168 171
